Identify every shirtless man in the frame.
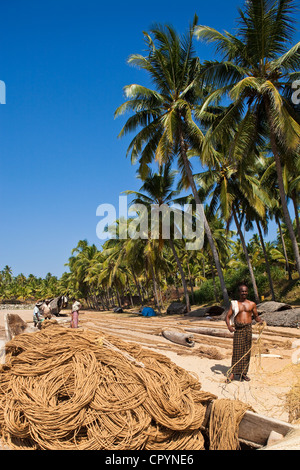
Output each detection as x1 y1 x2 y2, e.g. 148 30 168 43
225 284 262 383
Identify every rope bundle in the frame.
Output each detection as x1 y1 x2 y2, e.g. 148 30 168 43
209 399 252 450
0 324 217 450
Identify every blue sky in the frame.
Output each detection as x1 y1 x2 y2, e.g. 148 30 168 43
0 0 299 278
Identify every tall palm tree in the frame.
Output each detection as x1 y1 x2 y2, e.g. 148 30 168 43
115 18 230 306
194 151 269 303
259 154 299 278
195 0 300 276
124 163 191 311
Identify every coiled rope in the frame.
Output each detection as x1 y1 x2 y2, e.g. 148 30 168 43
0 324 218 450
0 323 259 450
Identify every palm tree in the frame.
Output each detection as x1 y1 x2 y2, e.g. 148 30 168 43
124 163 191 311
194 151 269 303
195 0 300 276
259 154 299 278
65 240 101 305
115 18 230 306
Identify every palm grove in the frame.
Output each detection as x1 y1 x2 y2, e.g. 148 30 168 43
1 1 299 312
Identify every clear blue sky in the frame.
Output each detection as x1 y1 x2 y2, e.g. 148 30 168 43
0 0 299 278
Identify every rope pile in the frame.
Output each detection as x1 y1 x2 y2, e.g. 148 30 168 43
0 324 254 450
0 324 218 450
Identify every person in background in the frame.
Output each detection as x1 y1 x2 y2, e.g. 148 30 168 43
70 300 81 328
33 302 44 328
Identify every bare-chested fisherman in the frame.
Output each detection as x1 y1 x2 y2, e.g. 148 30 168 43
225 284 262 383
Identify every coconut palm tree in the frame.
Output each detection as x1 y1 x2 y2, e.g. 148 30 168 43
65 240 101 305
115 18 230 306
124 163 192 311
259 153 299 278
194 0 300 276
194 151 270 303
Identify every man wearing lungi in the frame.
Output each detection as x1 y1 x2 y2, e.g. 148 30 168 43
225 284 262 383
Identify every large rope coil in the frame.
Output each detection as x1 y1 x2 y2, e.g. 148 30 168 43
0 325 217 450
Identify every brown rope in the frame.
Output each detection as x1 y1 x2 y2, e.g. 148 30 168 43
209 399 253 450
0 324 250 450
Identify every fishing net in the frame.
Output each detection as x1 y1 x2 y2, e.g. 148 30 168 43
0 324 251 450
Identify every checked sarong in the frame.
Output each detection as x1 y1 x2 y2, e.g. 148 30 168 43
231 322 252 375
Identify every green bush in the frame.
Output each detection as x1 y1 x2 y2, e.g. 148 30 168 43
189 265 289 305
190 279 221 304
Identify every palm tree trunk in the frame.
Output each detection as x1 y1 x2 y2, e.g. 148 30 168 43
131 268 143 304
116 289 122 308
169 239 191 312
173 274 181 301
264 97 300 277
186 260 195 304
178 122 230 307
158 282 164 310
150 263 161 314
291 191 300 241
209 254 219 302
127 283 134 307
277 217 292 281
256 219 276 301
232 206 260 304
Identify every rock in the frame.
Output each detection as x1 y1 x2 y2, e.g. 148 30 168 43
166 302 187 315
188 307 207 317
205 305 225 316
257 301 292 314
260 308 300 327
113 307 123 313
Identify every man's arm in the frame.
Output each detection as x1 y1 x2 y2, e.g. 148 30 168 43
252 303 262 323
225 304 235 332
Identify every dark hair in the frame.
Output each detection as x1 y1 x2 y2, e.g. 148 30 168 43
238 283 248 291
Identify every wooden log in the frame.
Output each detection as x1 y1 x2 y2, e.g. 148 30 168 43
184 326 234 338
185 326 259 340
162 330 195 347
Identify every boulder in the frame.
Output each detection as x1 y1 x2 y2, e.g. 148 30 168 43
257 301 292 314
205 305 225 316
166 302 187 315
260 307 300 328
188 307 207 317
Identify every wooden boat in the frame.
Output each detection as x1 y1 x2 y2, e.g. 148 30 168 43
202 401 299 449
